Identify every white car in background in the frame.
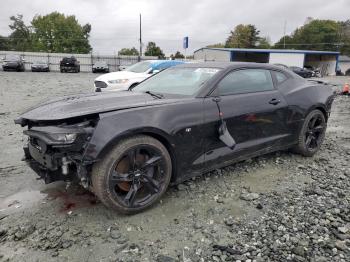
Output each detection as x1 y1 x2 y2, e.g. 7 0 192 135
94 60 184 92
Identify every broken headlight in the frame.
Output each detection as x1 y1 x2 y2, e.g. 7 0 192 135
45 133 78 143
24 123 94 145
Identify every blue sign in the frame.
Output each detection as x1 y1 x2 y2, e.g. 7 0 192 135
183 36 189 49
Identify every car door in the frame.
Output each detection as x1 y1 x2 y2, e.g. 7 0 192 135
201 68 291 168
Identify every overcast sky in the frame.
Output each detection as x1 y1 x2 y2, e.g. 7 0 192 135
0 0 349 55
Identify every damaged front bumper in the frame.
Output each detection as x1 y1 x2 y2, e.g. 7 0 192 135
23 144 70 184
20 121 97 187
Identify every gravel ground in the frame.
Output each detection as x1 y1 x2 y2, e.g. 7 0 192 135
0 72 349 262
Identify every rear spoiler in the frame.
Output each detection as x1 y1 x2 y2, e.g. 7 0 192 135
307 79 339 87
307 79 339 95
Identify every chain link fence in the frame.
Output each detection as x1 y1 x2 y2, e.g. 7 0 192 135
0 51 158 72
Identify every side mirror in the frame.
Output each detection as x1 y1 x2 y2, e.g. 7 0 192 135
152 69 160 74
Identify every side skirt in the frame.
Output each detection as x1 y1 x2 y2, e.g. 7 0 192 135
171 143 296 185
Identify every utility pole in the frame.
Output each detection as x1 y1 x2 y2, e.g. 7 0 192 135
283 20 287 49
139 14 142 60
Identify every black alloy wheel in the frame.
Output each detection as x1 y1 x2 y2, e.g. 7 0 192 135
304 114 325 151
109 145 166 208
293 109 326 156
91 135 172 214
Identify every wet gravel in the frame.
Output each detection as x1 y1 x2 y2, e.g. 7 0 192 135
0 72 349 261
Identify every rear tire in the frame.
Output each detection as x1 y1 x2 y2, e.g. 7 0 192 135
91 135 172 214
293 109 326 157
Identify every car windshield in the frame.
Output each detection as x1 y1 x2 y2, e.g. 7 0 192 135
63 57 75 62
94 61 107 66
126 61 152 73
34 61 46 64
133 67 221 96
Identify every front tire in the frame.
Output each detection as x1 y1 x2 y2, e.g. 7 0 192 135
91 135 172 214
293 109 326 157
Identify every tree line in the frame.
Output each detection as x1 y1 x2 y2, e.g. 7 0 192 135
0 13 182 58
0 13 92 53
1 14 349 57
117 43 185 59
208 18 350 56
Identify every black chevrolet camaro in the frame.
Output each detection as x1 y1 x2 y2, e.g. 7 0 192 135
15 62 335 213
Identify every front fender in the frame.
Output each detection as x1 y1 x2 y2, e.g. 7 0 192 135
82 109 175 162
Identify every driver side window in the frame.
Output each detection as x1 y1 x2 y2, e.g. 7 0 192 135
217 69 274 95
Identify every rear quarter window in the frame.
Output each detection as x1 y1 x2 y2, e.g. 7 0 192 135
274 71 288 84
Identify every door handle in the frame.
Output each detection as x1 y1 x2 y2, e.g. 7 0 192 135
269 98 281 105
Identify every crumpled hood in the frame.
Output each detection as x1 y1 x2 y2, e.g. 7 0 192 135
95 71 148 81
16 91 179 123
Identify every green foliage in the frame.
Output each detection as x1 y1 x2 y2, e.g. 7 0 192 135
274 19 342 52
256 37 271 49
31 12 92 53
8 14 32 51
170 51 185 59
339 20 350 56
206 43 225 48
225 24 260 48
118 47 139 56
144 42 165 58
0 35 9 50
0 12 92 53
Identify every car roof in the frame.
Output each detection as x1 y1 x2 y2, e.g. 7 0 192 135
142 60 184 70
